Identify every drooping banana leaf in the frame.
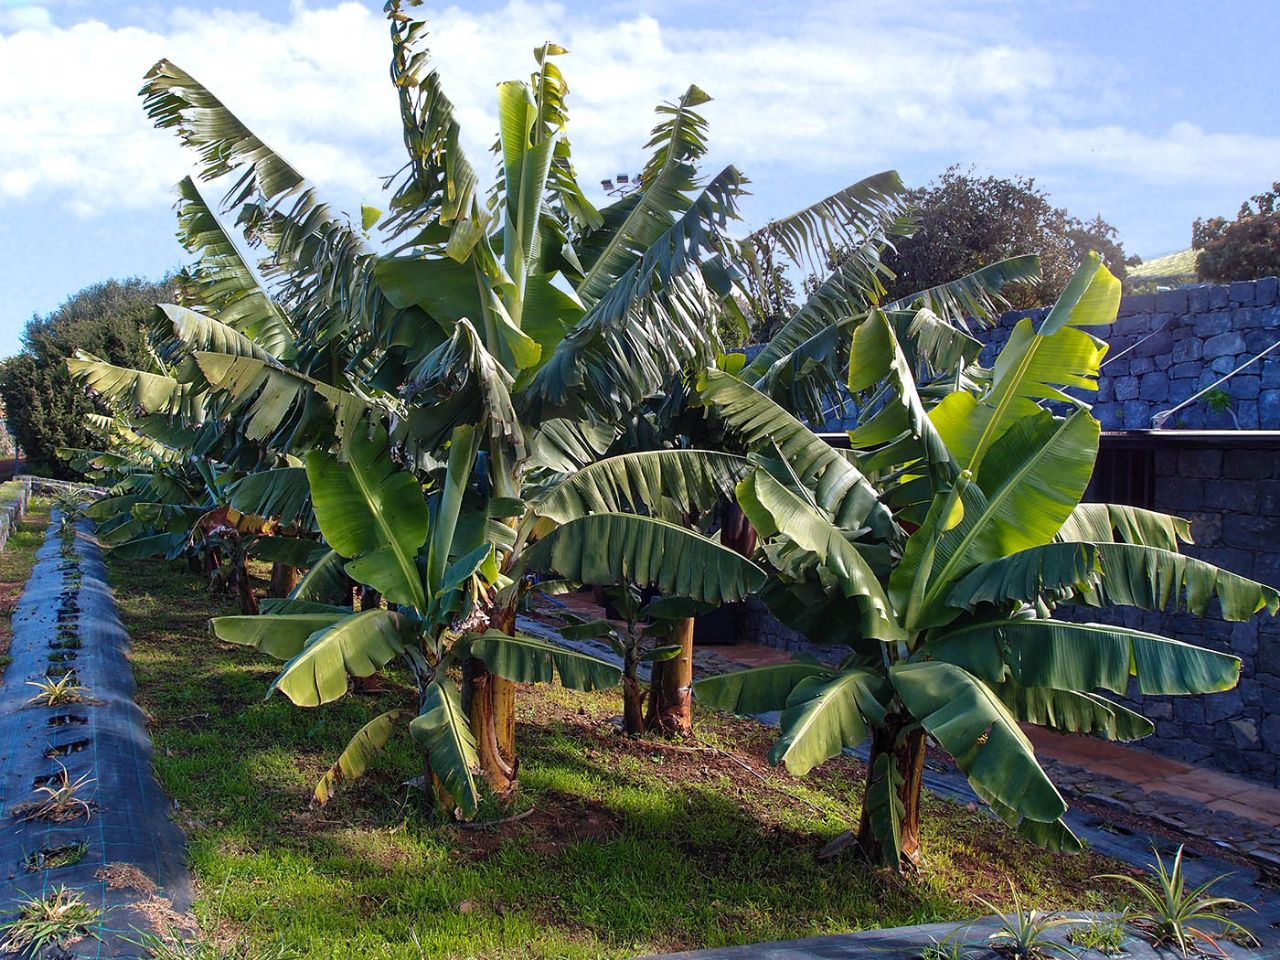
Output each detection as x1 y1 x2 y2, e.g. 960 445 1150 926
994 682 1153 741
1058 502 1193 551
948 542 1101 610
527 512 765 604
313 710 402 806
1079 542 1280 620
890 660 1066 825
749 170 909 277
736 469 902 642
267 609 407 707
381 12 482 253
409 677 481 818
172 178 295 358
924 618 1242 696
210 612 350 660
288 549 353 606
226 467 312 527
885 255 1042 329
698 368 895 542
535 449 749 524
159 301 277 365
694 662 832 715
467 630 621 691
768 668 887 775
67 353 198 419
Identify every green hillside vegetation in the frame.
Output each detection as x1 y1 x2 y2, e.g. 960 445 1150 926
1128 248 1198 283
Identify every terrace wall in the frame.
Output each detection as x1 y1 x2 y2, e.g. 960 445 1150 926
1080 434 1280 786
981 276 1280 429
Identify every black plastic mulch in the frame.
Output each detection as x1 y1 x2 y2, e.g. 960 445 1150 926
0 516 191 956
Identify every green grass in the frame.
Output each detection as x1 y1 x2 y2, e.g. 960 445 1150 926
111 556 1134 959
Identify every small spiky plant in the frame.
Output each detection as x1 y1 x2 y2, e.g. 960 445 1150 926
14 762 95 822
1069 918 1128 955
26 672 91 707
1099 846 1257 957
977 884 1084 960
920 930 974 960
0 885 101 954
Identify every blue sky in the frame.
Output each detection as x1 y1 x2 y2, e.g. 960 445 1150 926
1 0 1277 357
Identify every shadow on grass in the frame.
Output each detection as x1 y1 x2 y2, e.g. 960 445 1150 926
110 556 1130 959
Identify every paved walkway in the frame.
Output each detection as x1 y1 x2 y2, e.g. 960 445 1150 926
1026 726 1280 828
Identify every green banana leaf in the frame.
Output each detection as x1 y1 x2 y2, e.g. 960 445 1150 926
925 618 1241 696
267 609 407 707
409 678 481 818
313 710 402 806
768 668 887 775
468 630 621 691
210 612 349 660
306 421 428 608
694 662 832 715
890 660 1066 825
528 512 765 604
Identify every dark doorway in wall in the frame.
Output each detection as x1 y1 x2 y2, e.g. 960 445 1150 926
1088 441 1156 507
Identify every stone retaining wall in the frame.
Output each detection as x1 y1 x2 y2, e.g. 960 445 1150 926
1072 435 1280 785
0 479 29 553
981 276 1280 429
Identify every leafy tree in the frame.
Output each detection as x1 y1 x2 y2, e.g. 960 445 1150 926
1194 182 1280 282
697 256 1277 871
878 167 1132 309
0 278 169 476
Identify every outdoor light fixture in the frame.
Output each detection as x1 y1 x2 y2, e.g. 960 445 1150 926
602 172 642 198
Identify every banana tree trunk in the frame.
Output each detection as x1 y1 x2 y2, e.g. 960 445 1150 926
268 562 300 598
645 616 694 736
855 717 926 871
720 501 757 558
463 605 517 803
351 588 386 694
233 555 258 615
621 643 645 735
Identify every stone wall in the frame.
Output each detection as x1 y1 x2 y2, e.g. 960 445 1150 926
980 276 1280 429
1075 435 1280 785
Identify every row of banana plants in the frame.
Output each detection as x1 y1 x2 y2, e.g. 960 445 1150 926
62 0 1277 872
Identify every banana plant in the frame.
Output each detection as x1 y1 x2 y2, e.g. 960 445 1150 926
695 255 1279 871
103 0 1037 809
555 585 714 735
129 0 896 803
210 417 764 812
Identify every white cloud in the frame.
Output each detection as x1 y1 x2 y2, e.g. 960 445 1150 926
0 0 1276 249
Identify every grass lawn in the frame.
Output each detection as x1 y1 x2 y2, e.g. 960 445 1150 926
110 555 1135 959
0 495 51 666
